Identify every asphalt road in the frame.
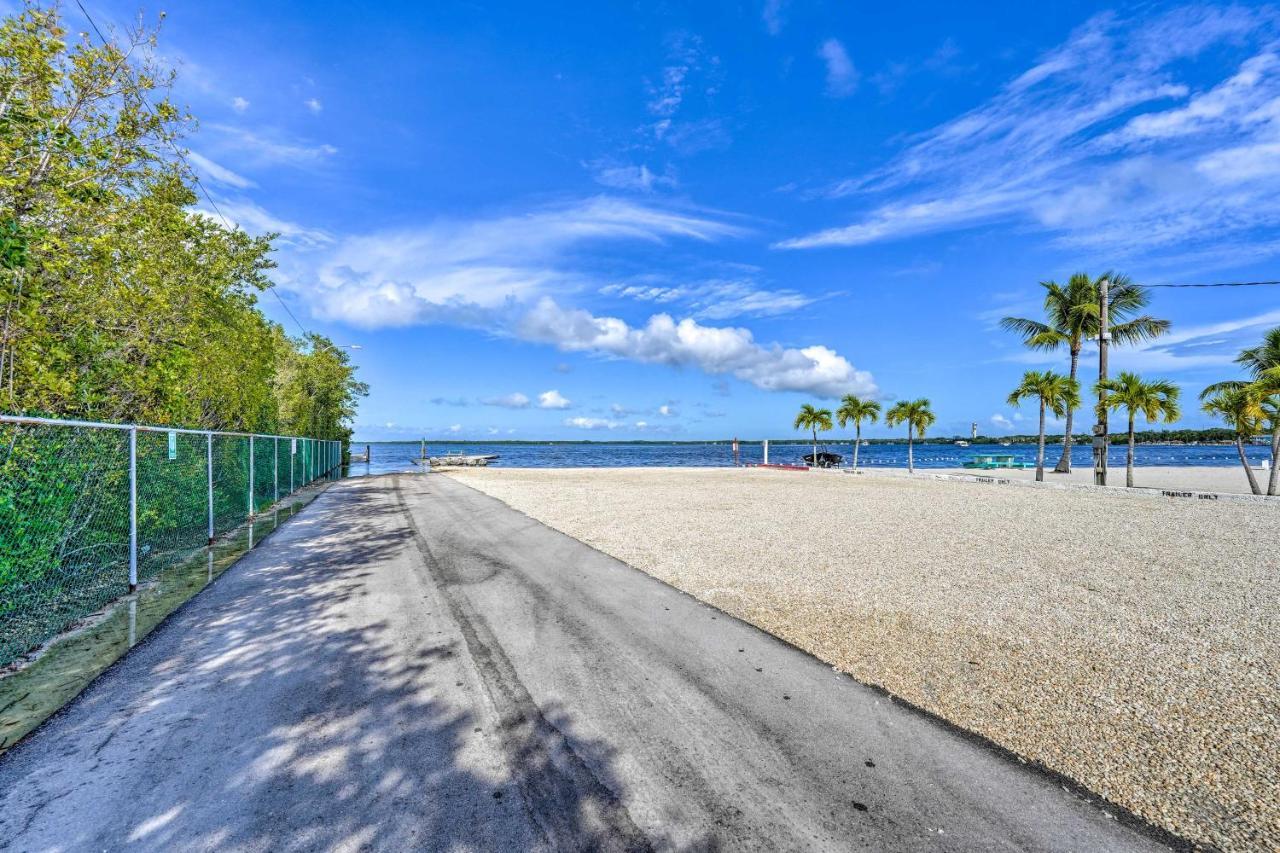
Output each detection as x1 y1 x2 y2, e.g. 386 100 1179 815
0 473 1173 852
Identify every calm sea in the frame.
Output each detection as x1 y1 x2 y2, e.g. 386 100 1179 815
345 440 1272 476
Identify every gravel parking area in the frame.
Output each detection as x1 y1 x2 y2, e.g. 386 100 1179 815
446 466 1280 852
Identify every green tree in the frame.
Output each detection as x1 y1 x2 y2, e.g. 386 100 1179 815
1202 327 1280 495
793 403 833 468
274 332 369 444
1095 372 1180 488
1200 387 1265 495
1006 371 1081 482
1000 273 1168 473
884 398 935 473
835 394 880 472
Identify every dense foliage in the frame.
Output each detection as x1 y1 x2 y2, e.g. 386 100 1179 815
0 3 365 440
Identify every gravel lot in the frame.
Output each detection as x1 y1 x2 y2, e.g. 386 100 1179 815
446 466 1280 852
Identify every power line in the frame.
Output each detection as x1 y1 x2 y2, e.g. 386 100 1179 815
1144 280 1280 289
72 0 311 340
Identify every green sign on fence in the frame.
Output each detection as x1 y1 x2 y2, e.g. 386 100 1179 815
168 431 177 460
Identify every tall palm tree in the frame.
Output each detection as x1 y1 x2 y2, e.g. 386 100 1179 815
1001 272 1168 473
1095 372 1180 488
884 398 935 473
835 395 880 471
793 403 833 468
1006 371 1081 482
1203 327 1280 495
1200 387 1264 495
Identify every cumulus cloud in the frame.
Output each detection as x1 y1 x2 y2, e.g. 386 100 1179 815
991 414 1015 430
482 392 530 408
231 96 250 113
819 39 858 98
538 389 572 409
565 416 619 430
517 297 877 398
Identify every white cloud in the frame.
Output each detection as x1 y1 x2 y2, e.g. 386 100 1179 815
538 389 572 409
658 404 674 416
301 197 746 328
601 279 821 319
780 7 1280 261
517 297 877 398
305 97 323 114
208 124 338 166
634 420 649 428
585 160 677 192
991 414 1014 430
231 96 250 113
565 416 620 430
481 392 530 409
186 151 256 189
819 39 858 98
448 424 462 433
192 198 332 249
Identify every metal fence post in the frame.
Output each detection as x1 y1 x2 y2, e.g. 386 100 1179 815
248 435 255 518
207 432 214 544
128 426 138 593
290 438 294 493
273 437 279 503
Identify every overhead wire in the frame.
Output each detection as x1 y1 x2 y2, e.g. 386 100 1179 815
72 0 311 340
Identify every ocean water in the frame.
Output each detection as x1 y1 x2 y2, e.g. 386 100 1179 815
344 440 1273 476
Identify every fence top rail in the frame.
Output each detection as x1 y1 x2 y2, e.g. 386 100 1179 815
0 413 336 444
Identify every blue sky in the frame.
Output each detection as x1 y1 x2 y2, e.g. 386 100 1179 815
64 0 1280 439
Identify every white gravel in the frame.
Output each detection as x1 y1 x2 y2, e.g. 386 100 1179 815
446 466 1280 852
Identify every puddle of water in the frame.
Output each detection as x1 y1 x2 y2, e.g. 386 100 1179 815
0 484 329 754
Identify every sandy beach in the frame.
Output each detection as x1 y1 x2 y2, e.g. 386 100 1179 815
445 466 1279 851
933 463 1271 496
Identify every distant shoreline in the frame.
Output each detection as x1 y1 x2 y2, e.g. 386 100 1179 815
353 437 1265 447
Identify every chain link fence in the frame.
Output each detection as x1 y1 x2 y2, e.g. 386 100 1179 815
0 416 341 667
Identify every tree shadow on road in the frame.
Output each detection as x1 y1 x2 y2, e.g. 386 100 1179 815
0 476 717 852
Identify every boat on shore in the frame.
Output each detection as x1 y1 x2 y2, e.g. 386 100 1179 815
416 452 500 468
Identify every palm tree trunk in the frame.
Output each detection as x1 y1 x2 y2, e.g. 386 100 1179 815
1036 400 1046 482
907 426 914 473
1236 437 1262 495
1268 419 1280 496
1126 413 1136 488
1054 346 1080 473
853 424 860 471
812 428 817 469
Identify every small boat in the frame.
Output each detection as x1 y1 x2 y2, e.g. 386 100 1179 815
422 452 500 468
955 440 970 447
999 441 1012 447
802 450 844 468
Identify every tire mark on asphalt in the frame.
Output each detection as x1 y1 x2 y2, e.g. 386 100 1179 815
393 475 653 853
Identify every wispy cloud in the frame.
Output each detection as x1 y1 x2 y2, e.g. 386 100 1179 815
207 124 339 167
230 96 250 113
584 159 677 192
301 196 746 328
187 151 256 189
762 0 786 35
819 39 858 98
779 7 1280 261
305 97 323 114
192 198 332 248
600 279 823 319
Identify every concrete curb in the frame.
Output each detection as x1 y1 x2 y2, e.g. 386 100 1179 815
837 466 1278 506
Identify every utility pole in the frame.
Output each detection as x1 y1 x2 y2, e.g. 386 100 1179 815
1093 277 1110 486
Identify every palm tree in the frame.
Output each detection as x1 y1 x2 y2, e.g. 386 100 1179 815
1203 327 1280 495
793 403 833 468
884 398 935 473
1200 387 1264 495
1095 372 1180 488
835 395 880 471
1006 371 1081 482
1001 272 1168 473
